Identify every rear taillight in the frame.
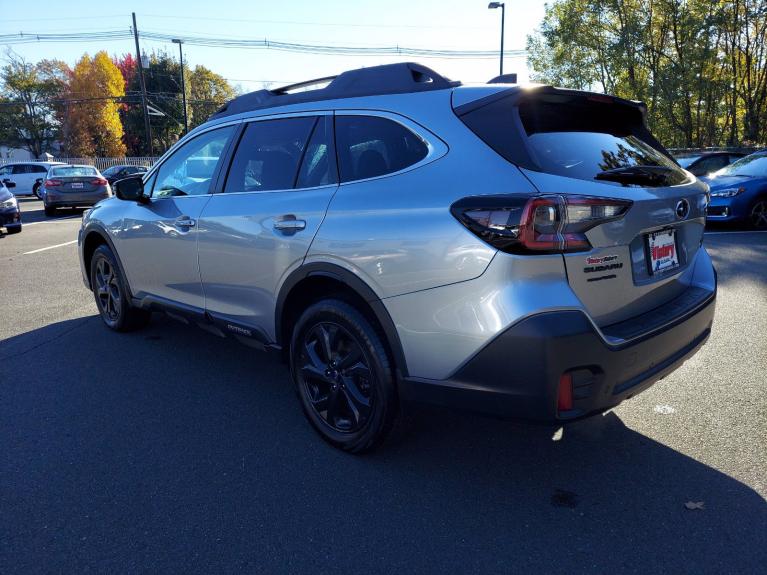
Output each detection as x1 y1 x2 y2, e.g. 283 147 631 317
44 179 62 187
451 194 632 254
90 177 108 186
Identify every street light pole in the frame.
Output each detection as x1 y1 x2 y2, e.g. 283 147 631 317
488 2 505 76
172 39 188 134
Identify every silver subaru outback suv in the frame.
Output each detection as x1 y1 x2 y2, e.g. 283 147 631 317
79 63 716 452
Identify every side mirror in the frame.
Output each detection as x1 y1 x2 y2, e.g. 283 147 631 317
4 180 15 189
114 175 148 203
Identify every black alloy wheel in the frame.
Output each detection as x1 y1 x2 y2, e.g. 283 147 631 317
749 199 767 230
291 299 399 453
89 244 151 332
299 321 374 433
94 256 122 327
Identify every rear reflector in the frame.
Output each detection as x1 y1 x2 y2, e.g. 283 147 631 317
557 373 573 412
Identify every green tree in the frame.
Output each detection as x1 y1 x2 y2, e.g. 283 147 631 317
0 52 69 157
189 65 236 129
526 0 767 148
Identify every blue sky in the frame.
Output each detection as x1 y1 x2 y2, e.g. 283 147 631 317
1 0 548 92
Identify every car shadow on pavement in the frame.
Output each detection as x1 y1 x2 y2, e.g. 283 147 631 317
16 197 85 224
1 314 765 574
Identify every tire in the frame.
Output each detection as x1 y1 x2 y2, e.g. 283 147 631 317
748 197 767 230
290 299 400 453
33 183 42 199
44 206 56 217
90 244 151 332
5 224 21 234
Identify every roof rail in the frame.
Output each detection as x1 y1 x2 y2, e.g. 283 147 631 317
212 62 460 119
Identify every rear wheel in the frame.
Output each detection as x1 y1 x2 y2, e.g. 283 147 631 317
290 299 399 453
749 198 767 230
5 224 21 234
44 205 56 217
33 183 42 199
90 245 151 332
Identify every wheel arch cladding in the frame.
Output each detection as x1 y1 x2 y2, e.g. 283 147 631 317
276 263 409 378
82 230 109 289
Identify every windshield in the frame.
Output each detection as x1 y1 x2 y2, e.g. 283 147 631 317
50 166 98 177
677 156 701 168
714 153 767 177
101 166 121 176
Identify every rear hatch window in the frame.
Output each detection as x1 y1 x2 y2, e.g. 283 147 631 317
457 90 690 187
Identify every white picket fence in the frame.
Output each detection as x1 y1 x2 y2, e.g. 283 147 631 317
0 157 159 171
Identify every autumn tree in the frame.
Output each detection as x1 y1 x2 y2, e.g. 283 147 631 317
65 51 126 157
0 52 69 157
189 65 236 128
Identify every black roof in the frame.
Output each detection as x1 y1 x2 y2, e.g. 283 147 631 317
211 62 460 119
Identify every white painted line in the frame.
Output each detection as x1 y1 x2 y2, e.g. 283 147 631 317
23 216 81 226
704 230 767 235
23 240 77 255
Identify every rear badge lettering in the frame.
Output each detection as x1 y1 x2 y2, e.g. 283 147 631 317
583 254 622 274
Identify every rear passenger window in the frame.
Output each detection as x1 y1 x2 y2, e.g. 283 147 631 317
335 116 428 183
31 165 48 173
224 117 315 193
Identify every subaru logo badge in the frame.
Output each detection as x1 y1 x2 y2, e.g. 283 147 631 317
675 199 690 220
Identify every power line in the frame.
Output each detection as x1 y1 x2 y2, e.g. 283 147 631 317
0 29 527 59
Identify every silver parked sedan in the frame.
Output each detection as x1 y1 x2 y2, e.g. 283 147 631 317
43 165 111 216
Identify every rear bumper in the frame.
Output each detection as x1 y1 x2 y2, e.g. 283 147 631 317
400 284 716 422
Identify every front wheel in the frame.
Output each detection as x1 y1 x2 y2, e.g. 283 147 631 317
290 299 399 453
90 245 151 332
749 198 767 230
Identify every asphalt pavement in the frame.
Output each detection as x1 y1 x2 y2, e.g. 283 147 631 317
1 198 766 574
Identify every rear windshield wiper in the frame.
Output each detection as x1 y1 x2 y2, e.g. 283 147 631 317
594 165 676 186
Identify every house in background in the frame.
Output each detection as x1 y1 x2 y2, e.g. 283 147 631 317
0 146 34 162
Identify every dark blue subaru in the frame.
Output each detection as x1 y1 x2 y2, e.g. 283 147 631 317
704 151 767 229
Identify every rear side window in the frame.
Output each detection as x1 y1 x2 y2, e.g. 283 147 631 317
335 115 428 182
224 117 315 193
460 94 688 186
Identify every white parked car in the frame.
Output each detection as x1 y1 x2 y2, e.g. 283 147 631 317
0 161 65 198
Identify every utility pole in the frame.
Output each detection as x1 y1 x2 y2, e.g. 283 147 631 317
172 39 188 133
132 12 153 156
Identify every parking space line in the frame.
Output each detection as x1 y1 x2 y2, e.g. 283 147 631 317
23 240 78 255
704 230 767 235
23 216 81 226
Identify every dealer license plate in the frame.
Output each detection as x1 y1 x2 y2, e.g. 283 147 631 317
647 228 679 274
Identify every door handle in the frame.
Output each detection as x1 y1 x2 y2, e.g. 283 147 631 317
175 216 196 228
273 217 306 232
